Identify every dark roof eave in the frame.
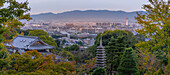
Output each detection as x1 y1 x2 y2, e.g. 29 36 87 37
7 46 55 50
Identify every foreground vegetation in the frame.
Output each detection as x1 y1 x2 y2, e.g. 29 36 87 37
0 50 77 74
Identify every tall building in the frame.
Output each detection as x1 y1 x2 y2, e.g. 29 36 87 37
126 17 129 25
96 34 106 68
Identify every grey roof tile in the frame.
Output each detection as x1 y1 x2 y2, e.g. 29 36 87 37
7 35 54 50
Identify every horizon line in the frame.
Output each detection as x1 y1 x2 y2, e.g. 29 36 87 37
30 9 145 15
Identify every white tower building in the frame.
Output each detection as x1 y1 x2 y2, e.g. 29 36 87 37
126 17 129 25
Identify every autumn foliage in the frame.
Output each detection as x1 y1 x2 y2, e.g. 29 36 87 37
0 50 77 74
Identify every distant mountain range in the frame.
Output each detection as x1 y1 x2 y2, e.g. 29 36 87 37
31 10 145 23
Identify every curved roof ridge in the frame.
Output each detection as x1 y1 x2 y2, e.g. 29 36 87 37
18 35 39 39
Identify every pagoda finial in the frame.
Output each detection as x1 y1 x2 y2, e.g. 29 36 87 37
100 33 103 46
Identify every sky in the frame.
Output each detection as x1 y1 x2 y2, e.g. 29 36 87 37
17 0 149 15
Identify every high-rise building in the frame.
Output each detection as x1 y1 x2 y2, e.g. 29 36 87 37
126 17 129 25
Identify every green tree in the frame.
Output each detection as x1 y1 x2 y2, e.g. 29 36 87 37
135 0 169 74
28 30 58 53
95 30 138 48
28 29 49 36
64 44 80 51
54 39 61 47
92 68 107 75
0 0 31 72
54 61 76 75
9 50 46 72
80 58 96 74
77 41 84 46
118 48 138 75
135 34 145 42
62 39 67 44
0 49 10 70
16 29 31 36
51 34 67 39
105 36 126 74
0 0 31 43
91 30 139 60
74 50 93 64
58 50 74 61
86 45 97 58
0 50 78 74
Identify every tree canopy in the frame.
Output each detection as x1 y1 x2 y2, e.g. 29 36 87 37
106 36 126 74
135 0 170 74
58 50 74 61
92 68 107 75
118 48 138 75
95 30 138 48
0 0 31 43
0 50 77 74
64 44 80 51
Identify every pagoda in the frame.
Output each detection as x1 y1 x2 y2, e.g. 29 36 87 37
96 34 106 68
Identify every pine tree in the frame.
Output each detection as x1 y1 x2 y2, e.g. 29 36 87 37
118 48 138 75
106 36 126 74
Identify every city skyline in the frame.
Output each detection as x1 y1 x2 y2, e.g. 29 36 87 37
17 0 148 14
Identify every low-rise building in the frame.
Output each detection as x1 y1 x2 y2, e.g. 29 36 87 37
5 35 62 60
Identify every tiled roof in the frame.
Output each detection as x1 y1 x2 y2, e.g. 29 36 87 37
6 35 54 50
29 45 54 50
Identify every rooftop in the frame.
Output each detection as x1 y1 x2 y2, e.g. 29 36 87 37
6 35 54 50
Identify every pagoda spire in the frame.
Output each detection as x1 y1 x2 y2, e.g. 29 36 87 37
100 34 103 47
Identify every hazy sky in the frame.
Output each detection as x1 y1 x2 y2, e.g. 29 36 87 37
18 0 149 14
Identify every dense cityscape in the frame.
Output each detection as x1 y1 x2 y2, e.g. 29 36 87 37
21 18 142 50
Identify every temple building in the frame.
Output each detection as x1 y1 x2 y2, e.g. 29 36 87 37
6 35 55 55
96 34 106 68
